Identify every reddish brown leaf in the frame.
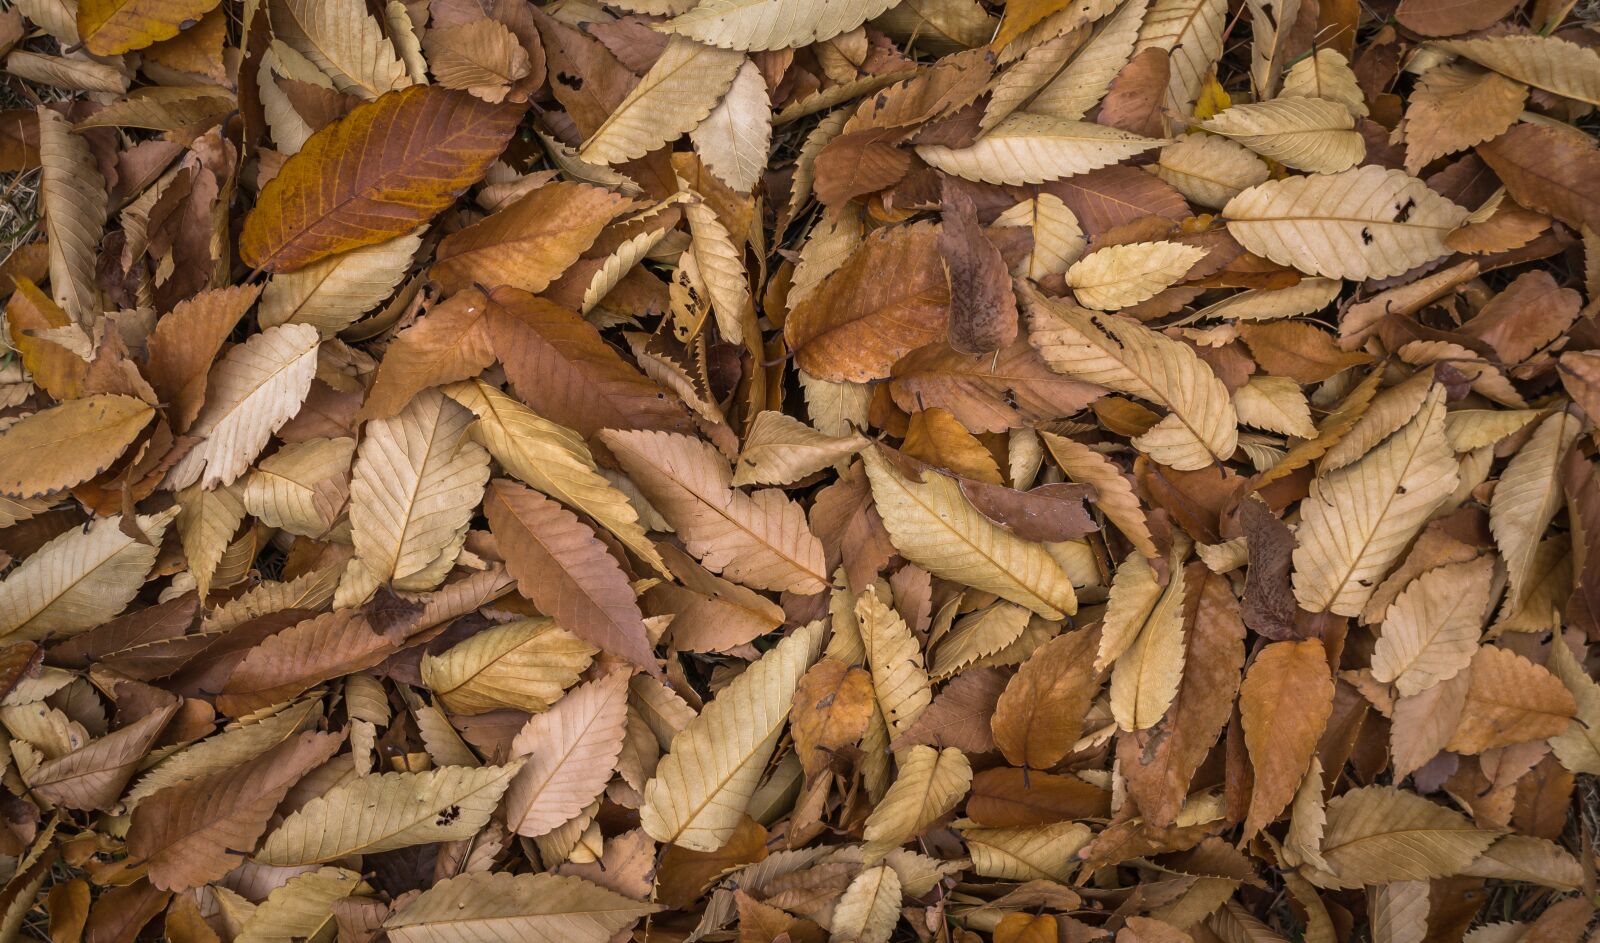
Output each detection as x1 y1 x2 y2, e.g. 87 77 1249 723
240 86 524 272
485 478 658 673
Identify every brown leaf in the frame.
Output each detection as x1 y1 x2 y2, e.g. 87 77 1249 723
361 289 496 420
958 480 1098 543
786 221 951 383
1239 321 1373 384
1096 48 1172 140
240 86 524 272
600 429 829 595
127 729 342 891
1446 645 1577 754
431 181 632 295
1240 639 1335 839
485 479 658 674
1394 0 1522 37
791 659 876 777
939 186 1018 355
1239 496 1299 640
1460 270 1580 366
889 339 1104 434
1120 565 1246 826
217 610 398 716
485 286 694 441
1477 123 1600 234
966 767 1112 826
992 624 1102 769
890 666 1007 754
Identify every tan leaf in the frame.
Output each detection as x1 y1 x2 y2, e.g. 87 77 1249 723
1065 240 1206 311
243 436 355 538
1279 49 1368 117
1223 166 1469 280
504 670 630 837
1292 384 1458 616
347 389 489 594
164 324 322 492
857 589 934 739
271 0 411 99
1154 134 1271 209
1234 376 1317 438
830 866 902 943
424 19 531 103
862 449 1078 617
1039 431 1156 556
1110 559 1187 731
36 108 105 325
1399 64 1525 176
961 820 1092 881
1370 556 1492 697
1134 0 1227 113
861 745 972 862
1025 287 1237 471
1200 98 1364 173
691 59 772 192
177 480 247 599
994 193 1087 278
580 36 744 165
660 0 905 50
1434 35 1600 107
382 872 659 943
733 411 867 487
254 763 523 865
1490 409 1582 612
258 233 422 334
641 621 822 851
931 603 1032 679
1023 0 1146 123
0 510 173 642
1547 635 1600 775
448 379 667 575
236 867 370 943
1306 785 1500 889
421 617 595 715
0 395 152 499
918 114 1166 185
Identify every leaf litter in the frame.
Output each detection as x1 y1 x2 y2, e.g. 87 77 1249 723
0 0 1597 939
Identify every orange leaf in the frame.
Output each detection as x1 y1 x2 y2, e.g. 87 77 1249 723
1239 639 1335 840
78 0 221 55
240 86 524 273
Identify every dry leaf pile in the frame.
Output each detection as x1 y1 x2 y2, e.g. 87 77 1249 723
0 0 1598 938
